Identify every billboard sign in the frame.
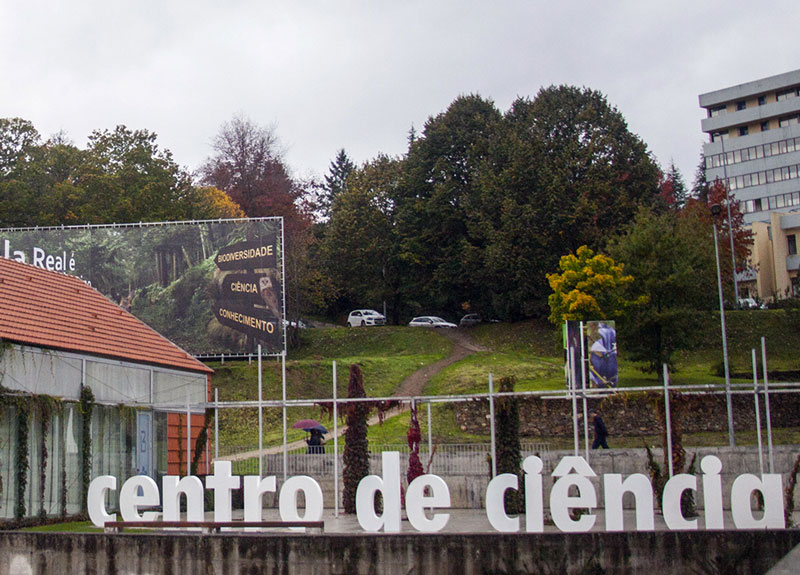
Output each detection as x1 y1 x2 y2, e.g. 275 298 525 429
0 218 285 356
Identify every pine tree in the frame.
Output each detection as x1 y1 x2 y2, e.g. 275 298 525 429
321 148 355 218
691 152 708 202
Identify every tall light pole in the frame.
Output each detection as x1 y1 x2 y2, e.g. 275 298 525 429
712 203 736 447
716 132 740 303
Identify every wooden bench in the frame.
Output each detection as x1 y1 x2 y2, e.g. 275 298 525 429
104 520 324 534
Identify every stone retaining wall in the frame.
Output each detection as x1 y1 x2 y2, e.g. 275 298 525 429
455 392 800 437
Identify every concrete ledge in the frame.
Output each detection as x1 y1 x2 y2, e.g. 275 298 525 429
2 529 799 574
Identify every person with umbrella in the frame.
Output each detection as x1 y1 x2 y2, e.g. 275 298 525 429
293 419 327 454
306 428 325 454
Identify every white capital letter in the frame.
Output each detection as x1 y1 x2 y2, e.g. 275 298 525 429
279 476 324 526
701 456 724 530
206 461 240 522
523 456 544 533
406 475 450 533
88 476 117 527
603 474 654 532
119 476 159 522
162 476 205 522
356 451 402 532
243 476 277 522
731 474 785 529
662 474 698 530
485 474 519 533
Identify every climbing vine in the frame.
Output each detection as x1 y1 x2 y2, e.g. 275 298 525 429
177 413 184 474
33 395 61 519
14 400 29 519
785 454 800 527
191 408 215 476
80 386 95 515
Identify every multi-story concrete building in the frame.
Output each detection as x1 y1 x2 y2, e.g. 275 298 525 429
700 69 800 300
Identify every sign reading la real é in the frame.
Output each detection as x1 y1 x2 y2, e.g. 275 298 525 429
88 452 786 533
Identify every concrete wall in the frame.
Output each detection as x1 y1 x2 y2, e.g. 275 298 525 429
0 530 798 575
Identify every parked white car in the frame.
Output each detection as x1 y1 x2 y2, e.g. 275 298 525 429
347 309 386 327
408 316 457 328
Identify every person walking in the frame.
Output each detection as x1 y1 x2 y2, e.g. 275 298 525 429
591 410 609 449
306 428 326 454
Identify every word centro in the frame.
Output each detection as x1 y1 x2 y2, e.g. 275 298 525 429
88 452 786 533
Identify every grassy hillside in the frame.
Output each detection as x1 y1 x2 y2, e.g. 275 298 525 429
208 311 800 449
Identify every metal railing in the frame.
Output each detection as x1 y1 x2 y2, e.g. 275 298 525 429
219 442 552 477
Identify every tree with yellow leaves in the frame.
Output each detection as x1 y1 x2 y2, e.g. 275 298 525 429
546 245 645 325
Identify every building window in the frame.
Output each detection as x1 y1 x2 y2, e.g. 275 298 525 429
777 88 800 101
789 234 798 256
739 126 749 136
758 95 767 106
761 121 770 131
709 106 726 118
736 100 747 111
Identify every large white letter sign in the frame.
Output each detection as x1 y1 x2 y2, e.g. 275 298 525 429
485 474 520 533
405 475 451 533
550 457 597 533
603 474 654 532
119 476 160 522
662 474 698 530
701 456 724 530
243 476 277 522
356 451 402 532
524 456 544 533
162 476 205 522
279 476 324 526
88 476 117 527
205 461 240 522
731 474 785 529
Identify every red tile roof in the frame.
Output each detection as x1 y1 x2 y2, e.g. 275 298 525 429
0 257 212 375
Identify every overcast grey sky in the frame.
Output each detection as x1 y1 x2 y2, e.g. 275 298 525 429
1 1 797 188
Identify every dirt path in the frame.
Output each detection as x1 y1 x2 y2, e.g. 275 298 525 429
227 329 488 459
392 328 488 397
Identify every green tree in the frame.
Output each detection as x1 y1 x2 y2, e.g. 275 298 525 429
658 161 689 210
546 245 644 324
77 125 196 223
691 152 708 202
608 207 718 377
469 87 660 319
316 155 402 319
320 148 355 218
395 94 502 317
0 117 40 179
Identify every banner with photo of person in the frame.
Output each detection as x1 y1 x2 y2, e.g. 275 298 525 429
584 320 618 388
0 218 284 356
562 320 618 389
